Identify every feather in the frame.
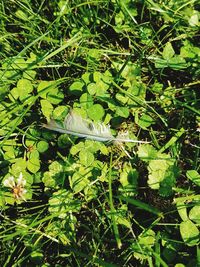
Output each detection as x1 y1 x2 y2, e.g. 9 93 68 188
43 111 150 143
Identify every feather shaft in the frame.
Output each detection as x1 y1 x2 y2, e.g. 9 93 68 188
43 111 150 143
43 120 114 141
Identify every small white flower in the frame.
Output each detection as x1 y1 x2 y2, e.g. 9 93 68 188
17 172 26 187
3 176 15 188
3 172 27 201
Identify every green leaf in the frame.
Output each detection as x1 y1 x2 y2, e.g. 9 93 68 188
42 161 65 188
28 127 41 138
180 220 199 246
4 193 16 205
159 164 179 196
115 93 128 104
87 104 105 121
147 155 176 190
79 93 93 109
70 142 85 155
163 42 175 60
27 156 40 174
188 10 199 27
96 80 110 96
47 89 64 105
69 81 84 95
57 134 71 148
186 170 200 186
87 83 97 95
127 81 146 101
37 141 49 153
189 205 200 224
137 113 154 129
37 81 57 98
82 72 91 84
119 165 138 196
42 172 56 188
176 201 188 222
45 219 75 245
27 150 40 173
138 229 156 246
84 185 98 202
93 71 102 82
79 149 94 167
115 106 129 118
23 70 36 80
48 189 81 218
99 142 109 155
2 140 17 160
53 106 69 120
70 166 92 193
151 82 163 93
132 229 156 260
120 164 138 186
137 144 158 162
9 87 19 101
180 40 198 59
11 58 27 69
11 158 27 173
16 79 33 101
40 99 53 121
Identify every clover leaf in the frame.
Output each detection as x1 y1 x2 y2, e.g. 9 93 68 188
48 189 81 218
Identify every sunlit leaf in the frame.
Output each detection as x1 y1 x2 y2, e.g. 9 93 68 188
186 170 200 187
189 205 200 224
87 104 105 121
180 220 199 247
163 42 175 60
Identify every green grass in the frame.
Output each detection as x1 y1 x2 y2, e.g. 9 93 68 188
0 0 200 266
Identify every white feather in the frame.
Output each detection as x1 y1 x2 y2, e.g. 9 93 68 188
43 111 149 143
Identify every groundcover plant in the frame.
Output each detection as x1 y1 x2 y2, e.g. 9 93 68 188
0 0 200 266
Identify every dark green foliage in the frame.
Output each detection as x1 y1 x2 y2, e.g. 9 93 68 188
0 0 200 266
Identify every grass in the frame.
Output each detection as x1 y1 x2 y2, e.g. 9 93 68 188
0 0 200 266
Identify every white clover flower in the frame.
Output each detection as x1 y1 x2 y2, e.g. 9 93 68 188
3 176 15 188
3 172 27 201
17 172 26 187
